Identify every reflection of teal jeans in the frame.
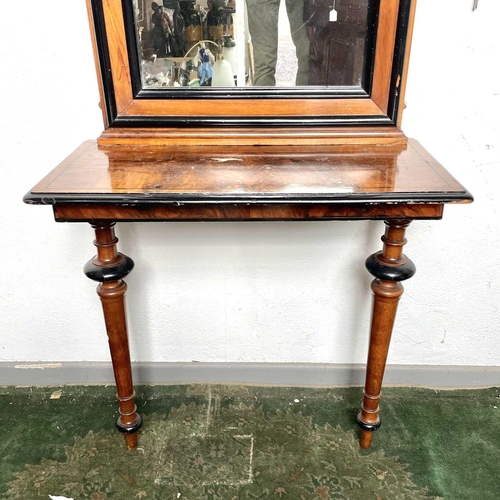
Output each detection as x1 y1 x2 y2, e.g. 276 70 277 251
246 0 309 86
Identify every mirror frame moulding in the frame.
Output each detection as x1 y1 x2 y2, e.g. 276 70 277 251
87 0 416 144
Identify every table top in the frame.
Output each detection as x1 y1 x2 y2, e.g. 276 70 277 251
23 139 472 222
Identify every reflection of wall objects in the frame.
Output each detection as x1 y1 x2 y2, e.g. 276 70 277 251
207 8 225 42
197 49 213 85
212 53 236 86
161 1 188 57
207 0 235 43
134 0 153 57
180 0 203 48
142 58 176 86
151 2 168 57
222 34 237 79
134 0 149 27
235 0 249 86
137 0 145 21
305 0 369 86
138 0 249 87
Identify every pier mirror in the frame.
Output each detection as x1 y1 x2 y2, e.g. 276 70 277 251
88 0 413 132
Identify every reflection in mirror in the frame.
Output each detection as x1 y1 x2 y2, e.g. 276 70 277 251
132 0 372 89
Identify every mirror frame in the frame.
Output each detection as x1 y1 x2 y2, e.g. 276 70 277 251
87 0 414 133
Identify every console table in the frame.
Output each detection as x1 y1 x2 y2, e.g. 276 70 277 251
24 138 472 451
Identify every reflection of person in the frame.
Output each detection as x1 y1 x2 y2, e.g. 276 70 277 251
246 0 309 86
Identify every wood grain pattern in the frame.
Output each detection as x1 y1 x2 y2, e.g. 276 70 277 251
86 223 141 450
396 0 417 127
24 140 472 220
371 0 400 112
101 0 133 111
97 126 408 146
358 219 414 449
120 97 385 118
85 0 108 128
52 203 444 222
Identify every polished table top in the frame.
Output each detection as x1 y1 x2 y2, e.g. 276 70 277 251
24 139 472 221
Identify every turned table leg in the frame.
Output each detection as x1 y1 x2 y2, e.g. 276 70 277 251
357 220 416 449
84 222 142 450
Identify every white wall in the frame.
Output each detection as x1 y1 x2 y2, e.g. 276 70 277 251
0 1 498 366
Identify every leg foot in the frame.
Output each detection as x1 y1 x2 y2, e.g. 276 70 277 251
85 222 141 450
359 430 374 450
125 432 139 451
358 220 416 449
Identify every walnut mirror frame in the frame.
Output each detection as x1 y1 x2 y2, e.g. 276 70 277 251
88 0 415 143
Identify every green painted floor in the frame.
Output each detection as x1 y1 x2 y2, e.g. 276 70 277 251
0 385 499 499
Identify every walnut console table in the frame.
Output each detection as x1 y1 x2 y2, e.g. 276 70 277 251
24 138 472 451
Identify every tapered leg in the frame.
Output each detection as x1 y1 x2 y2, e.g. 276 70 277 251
357 220 416 449
84 222 141 450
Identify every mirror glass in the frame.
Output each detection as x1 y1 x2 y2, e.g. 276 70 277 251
132 0 373 89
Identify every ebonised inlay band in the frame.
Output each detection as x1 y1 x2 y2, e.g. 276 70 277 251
365 251 416 281
84 254 135 282
356 412 382 432
116 415 143 434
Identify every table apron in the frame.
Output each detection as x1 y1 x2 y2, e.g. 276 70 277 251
53 203 444 222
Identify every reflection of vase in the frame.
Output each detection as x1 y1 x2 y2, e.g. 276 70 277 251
180 1 202 48
207 8 233 43
212 55 235 86
207 8 224 43
222 34 237 78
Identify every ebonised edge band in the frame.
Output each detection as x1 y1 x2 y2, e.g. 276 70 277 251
84 254 135 282
356 412 382 432
116 414 143 434
365 251 416 281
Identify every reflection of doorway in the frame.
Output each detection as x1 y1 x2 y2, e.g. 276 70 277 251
275 1 297 86
305 0 370 86
134 0 149 29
